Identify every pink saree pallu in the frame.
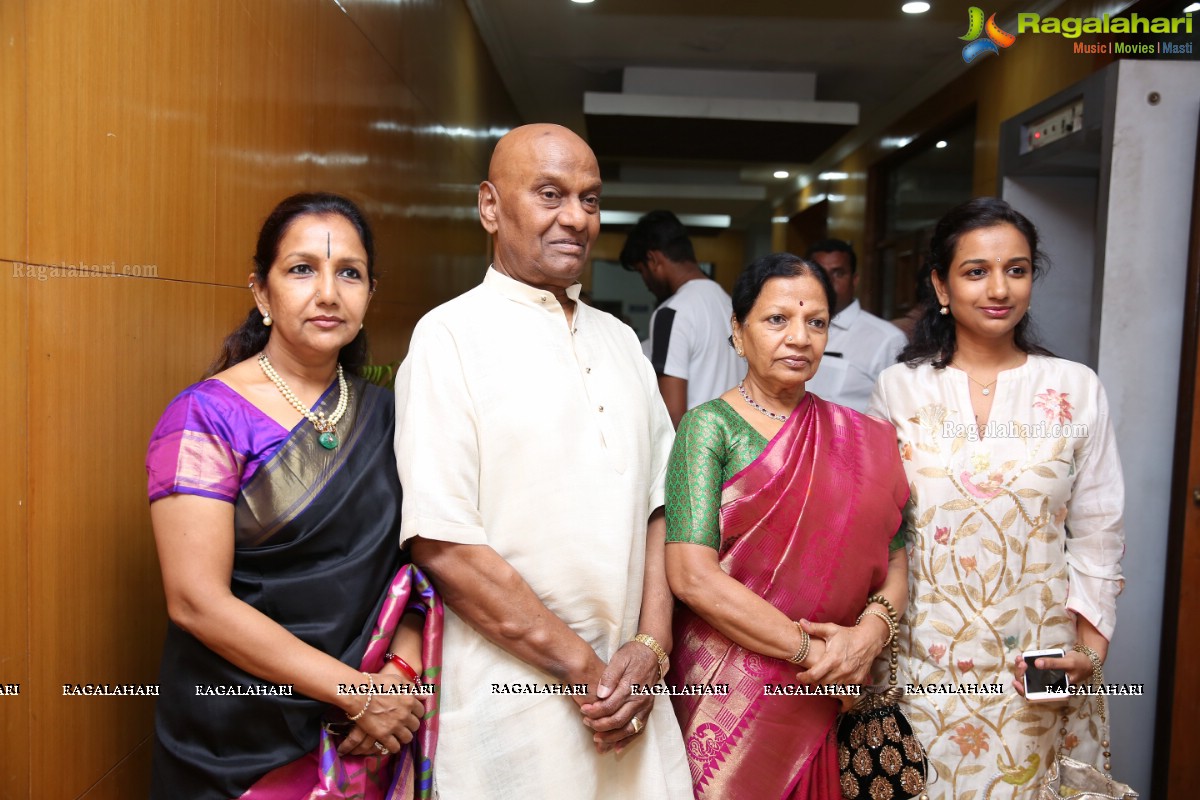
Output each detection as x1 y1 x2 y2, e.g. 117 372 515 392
669 395 908 799
240 564 443 800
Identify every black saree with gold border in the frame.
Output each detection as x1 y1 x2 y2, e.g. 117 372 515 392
151 375 406 799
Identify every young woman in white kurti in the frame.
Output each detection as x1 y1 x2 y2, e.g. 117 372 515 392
868 198 1125 799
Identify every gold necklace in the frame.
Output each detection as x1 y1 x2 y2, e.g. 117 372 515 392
962 371 997 396
258 354 348 449
951 361 1001 396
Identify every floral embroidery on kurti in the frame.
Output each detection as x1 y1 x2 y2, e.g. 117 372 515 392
868 356 1125 800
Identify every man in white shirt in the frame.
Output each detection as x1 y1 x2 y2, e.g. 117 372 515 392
393 124 691 799
620 210 743 427
803 239 907 413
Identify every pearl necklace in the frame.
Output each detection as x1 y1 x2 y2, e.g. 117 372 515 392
738 381 788 422
258 353 348 449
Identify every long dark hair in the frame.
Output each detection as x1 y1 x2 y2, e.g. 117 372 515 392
206 192 377 377
899 197 1053 368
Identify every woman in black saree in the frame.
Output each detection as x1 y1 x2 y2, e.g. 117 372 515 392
146 193 441 799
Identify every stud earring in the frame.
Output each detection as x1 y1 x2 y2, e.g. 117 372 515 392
263 312 273 327
939 305 949 316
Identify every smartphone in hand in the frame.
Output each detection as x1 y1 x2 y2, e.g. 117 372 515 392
1022 648 1068 701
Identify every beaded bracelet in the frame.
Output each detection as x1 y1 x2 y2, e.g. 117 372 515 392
865 593 898 620
787 622 811 665
866 594 901 687
347 672 375 721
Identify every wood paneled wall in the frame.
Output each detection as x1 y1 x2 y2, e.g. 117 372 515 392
1 0 31 796
0 0 518 796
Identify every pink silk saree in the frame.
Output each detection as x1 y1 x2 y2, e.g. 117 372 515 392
240 564 443 800
669 394 908 799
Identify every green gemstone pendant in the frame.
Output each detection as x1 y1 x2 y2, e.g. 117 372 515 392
319 432 339 449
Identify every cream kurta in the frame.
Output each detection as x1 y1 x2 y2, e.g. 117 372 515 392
868 356 1125 799
394 268 691 799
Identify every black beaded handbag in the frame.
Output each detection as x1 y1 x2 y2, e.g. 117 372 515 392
835 601 929 800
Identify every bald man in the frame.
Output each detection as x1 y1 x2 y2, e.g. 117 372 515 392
394 125 691 798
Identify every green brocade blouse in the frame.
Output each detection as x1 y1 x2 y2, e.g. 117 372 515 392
664 398 907 553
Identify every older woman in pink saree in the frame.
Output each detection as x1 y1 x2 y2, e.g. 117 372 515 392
664 253 910 799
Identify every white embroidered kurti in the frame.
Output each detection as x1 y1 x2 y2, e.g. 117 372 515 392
868 356 1125 799
395 268 692 799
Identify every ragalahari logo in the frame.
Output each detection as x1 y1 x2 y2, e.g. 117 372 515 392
960 7 1017 62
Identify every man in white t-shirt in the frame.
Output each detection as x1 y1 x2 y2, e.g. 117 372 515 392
803 238 907 413
621 211 743 427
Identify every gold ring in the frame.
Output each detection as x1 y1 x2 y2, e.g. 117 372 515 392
373 741 389 755
631 716 644 734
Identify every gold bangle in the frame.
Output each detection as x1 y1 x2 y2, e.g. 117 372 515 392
787 621 811 665
347 672 374 721
856 608 897 647
633 633 667 663
633 633 670 679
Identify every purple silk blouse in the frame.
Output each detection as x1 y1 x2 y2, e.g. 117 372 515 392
146 379 328 503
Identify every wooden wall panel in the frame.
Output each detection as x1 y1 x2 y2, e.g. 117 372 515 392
26 276 246 796
25 0 219 284
13 0 518 794
339 0 519 175
1 0 26 263
0 2 30 796
1164 297 1200 799
76 738 153 800
213 0 319 284
407 133 493 303
312 0 519 311
312 0 421 293
353 118 493 309
0 270 30 800
366 300 430 366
